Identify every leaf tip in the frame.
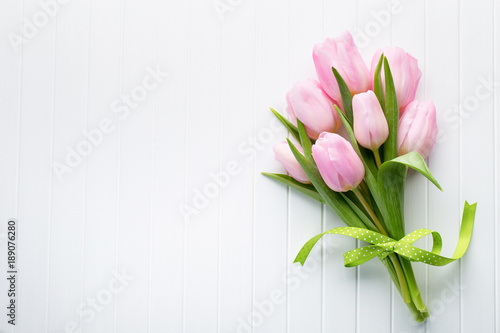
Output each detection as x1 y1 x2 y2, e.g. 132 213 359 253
434 181 443 192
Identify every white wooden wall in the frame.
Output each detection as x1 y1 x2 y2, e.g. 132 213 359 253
0 0 499 332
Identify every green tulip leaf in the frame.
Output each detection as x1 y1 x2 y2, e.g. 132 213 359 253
262 172 324 203
376 160 406 239
379 152 443 191
296 118 313 161
331 67 353 125
381 56 399 162
373 53 385 111
376 152 442 240
270 108 301 143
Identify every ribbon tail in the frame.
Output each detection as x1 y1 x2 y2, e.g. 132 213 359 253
395 201 477 266
451 201 476 259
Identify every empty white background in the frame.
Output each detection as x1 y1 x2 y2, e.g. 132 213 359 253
0 0 499 332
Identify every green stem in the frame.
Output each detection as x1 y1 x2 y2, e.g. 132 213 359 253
388 253 412 304
360 180 371 200
400 257 428 313
353 183 426 318
373 148 382 168
352 188 412 305
352 188 388 236
381 258 426 322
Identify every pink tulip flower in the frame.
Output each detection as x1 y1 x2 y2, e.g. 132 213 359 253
313 31 371 108
286 79 340 140
370 47 422 111
312 132 365 192
397 100 438 159
353 90 389 151
273 141 310 184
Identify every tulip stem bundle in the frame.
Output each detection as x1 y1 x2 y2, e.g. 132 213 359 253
389 253 412 303
354 179 414 307
351 187 386 236
264 32 477 323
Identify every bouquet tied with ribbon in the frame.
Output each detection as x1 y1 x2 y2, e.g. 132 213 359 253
263 31 477 322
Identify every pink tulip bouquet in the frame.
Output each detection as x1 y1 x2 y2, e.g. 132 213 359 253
263 31 477 322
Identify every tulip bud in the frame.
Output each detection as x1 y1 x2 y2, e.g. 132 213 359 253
353 90 389 150
313 31 370 107
397 100 438 159
370 47 422 111
312 132 365 192
273 141 310 184
286 79 340 140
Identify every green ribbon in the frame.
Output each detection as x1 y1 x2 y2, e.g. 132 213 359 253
294 201 477 267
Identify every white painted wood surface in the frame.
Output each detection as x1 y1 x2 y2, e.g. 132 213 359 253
0 0 498 332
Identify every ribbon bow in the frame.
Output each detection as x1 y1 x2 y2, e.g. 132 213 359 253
294 201 477 267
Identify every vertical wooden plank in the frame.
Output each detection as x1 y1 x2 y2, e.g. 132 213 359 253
183 1 221 331
81 0 123 331
425 1 461 332
14 0 56 331
288 1 323 332
253 0 289 332
113 0 155 331
460 0 496 331
148 0 187 331
46 0 90 330
217 1 256 332
495 1 500 331
0 0 22 222
0 1 22 332
391 1 427 331
356 1 392 331
322 2 357 332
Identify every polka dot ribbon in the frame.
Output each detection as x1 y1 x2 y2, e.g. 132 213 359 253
294 201 477 268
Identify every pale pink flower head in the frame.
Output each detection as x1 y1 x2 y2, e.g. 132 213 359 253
397 100 438 159
312 132 365 192
286 79 340 139
313 31 371 108
273 141 310 184
352 90 389 150
370 47 422 111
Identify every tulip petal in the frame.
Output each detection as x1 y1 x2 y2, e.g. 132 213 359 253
371 47 422 111
288 79 340 139
274 141 311 183
312 144 342 191
313 31 370 108
397 100 437 159
312 132 365 192
353 90 389 150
